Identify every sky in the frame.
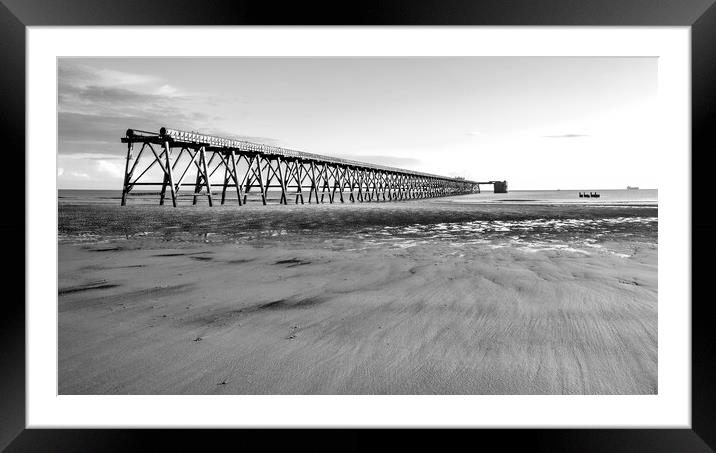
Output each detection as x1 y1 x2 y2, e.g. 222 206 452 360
57 57 658 190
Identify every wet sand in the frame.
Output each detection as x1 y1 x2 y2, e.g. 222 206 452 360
58 201 657 394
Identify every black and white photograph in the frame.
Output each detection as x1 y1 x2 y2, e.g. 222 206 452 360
4 0 710 445
57 56 659 395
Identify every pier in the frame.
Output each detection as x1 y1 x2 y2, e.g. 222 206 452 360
120 127 505 207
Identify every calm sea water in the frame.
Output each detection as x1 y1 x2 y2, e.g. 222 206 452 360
59 189 657 206
451 189 657 205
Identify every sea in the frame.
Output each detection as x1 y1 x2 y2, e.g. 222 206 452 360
449 189 657 205
59 189 657 206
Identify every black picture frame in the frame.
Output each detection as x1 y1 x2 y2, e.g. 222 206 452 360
3 0 714 451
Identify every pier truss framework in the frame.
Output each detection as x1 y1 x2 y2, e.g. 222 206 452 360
120 127 483 207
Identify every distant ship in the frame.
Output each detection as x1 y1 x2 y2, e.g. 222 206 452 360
627 186 639 190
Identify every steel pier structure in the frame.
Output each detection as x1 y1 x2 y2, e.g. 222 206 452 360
120 127 493 207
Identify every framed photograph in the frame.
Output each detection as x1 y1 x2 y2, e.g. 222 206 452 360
6 0 714 450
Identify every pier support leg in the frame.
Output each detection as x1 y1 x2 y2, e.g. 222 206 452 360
320 165 331 203
358 170 366 202
164 141 177 207
337 167 346 203
309 162 320 204
372 171 380 202
256 155 266 205
294 161 305 204
192 159 202 206
221 154 229 205
348 168 356 202
121 142 133 206
230 151 243 205
120 143 146 206
160 171 169 205
200 147 213 207
276 157 288 205
243 155 255 205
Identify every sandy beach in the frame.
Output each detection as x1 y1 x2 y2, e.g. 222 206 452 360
58 198 657 394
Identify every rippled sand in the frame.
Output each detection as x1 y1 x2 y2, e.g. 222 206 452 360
58 199 657 394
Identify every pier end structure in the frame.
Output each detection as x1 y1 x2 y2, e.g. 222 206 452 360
494 181 508 193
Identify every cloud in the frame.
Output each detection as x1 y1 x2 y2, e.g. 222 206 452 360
93 67 161 87
56 60 280 187
58 62 206 117
541 134 590 138
96 160 125 179
60 84 168 110
57 61 220 160
58 110 211 156
58 63 161 90
61 153 125 160
155 84 182 97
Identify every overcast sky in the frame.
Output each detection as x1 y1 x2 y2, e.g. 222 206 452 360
58 57 657 190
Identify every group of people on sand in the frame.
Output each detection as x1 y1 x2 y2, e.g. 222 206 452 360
579 192 600 198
